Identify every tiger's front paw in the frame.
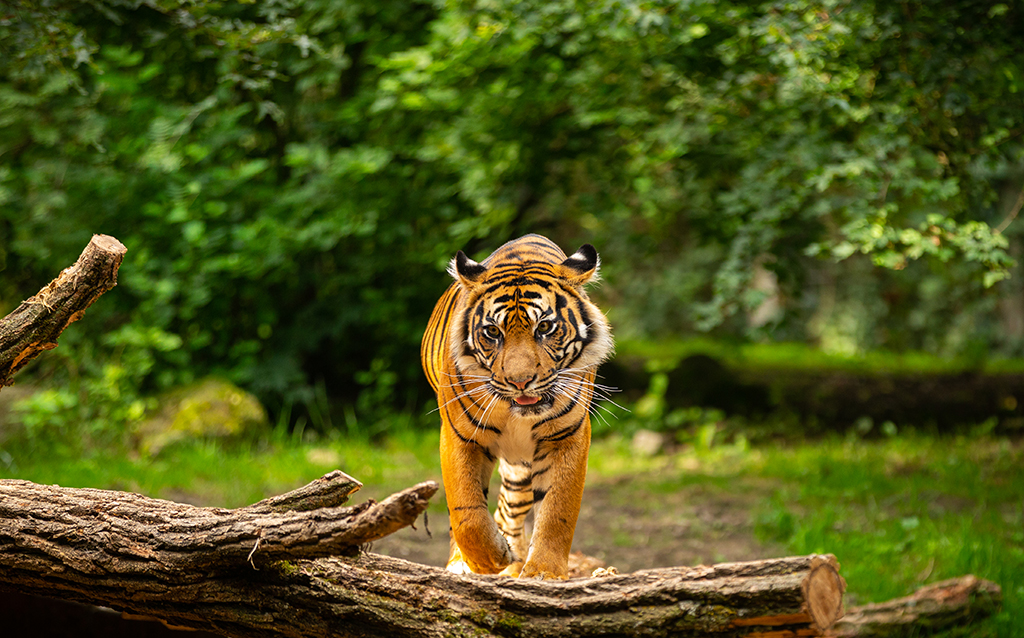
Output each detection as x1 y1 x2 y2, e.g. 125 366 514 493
519 556 568 580
498 561 523 578
519 566 567 580
450 518 515 574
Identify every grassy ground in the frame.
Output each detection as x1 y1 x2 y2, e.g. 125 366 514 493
2 427 1021 636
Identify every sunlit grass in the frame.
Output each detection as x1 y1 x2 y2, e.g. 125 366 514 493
1 426 444 510
750 434 1023 637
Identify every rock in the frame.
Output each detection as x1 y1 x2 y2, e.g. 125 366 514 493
631 428 668 457
134 378 269 456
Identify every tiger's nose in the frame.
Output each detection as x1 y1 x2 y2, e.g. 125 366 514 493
510 376 535 390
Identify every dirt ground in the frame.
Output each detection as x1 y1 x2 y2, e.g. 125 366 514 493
370 472 787 575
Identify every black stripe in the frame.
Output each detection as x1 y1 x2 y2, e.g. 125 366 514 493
533 488 547 502
443 409 497 461
454 392 502 435
434 290 456 351
566 306 580 332
482 277 553 296
500 237 563 254
502 475 532 488
577 305 595 344
503 499 533 510
540 415 586 442
423 289 456 390
565 339 590 369
446 415 473 443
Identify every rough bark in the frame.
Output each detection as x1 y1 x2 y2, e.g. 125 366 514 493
835 575 1003 637
0 473 846 638
0 234 127 388
0 471 434 574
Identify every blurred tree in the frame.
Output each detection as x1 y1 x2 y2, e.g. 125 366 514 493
1 0 1021 429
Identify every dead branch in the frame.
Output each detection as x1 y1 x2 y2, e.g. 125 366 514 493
835 575 1003 637
0 471 435 574
0 234 127 387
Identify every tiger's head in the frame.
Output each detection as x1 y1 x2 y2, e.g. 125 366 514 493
448 244 613 415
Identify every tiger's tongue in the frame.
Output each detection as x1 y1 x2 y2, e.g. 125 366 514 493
514 396 540 405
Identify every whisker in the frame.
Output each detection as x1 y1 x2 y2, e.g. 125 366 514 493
472 391 502 442
428 383 490 414
555 375 629 414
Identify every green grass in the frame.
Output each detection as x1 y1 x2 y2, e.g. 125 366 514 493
751 434 1023 634
0 428 444 511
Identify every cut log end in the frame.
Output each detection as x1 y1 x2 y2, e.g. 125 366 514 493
803 554 847 631
89 234 128 255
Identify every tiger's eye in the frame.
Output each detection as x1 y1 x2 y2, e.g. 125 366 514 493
536 320 555 336
483 325 501 339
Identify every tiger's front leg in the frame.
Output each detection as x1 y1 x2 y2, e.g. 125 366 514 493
440 423 514 574
519 418 591 580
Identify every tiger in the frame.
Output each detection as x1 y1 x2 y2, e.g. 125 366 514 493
421 234 613 579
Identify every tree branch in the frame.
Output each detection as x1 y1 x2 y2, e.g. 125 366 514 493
835 575 1003 637
0 472 437 575
0 234 127 388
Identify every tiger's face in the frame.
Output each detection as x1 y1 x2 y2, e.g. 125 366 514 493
449 246 613 415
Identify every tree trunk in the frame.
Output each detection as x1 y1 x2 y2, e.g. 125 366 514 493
0 473 846 638
0 234 126 388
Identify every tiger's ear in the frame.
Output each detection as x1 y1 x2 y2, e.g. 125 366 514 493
557 244 600 286
448 250 488 287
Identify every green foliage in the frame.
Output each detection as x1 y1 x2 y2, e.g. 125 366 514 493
7 325 178 453
1 0 1022 433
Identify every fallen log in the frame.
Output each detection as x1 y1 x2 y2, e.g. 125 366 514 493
0 233 126 388
0 470 433 574
835 575 1003 637
0 472 846 637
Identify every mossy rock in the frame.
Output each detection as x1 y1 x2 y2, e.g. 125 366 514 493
135 378 269 456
